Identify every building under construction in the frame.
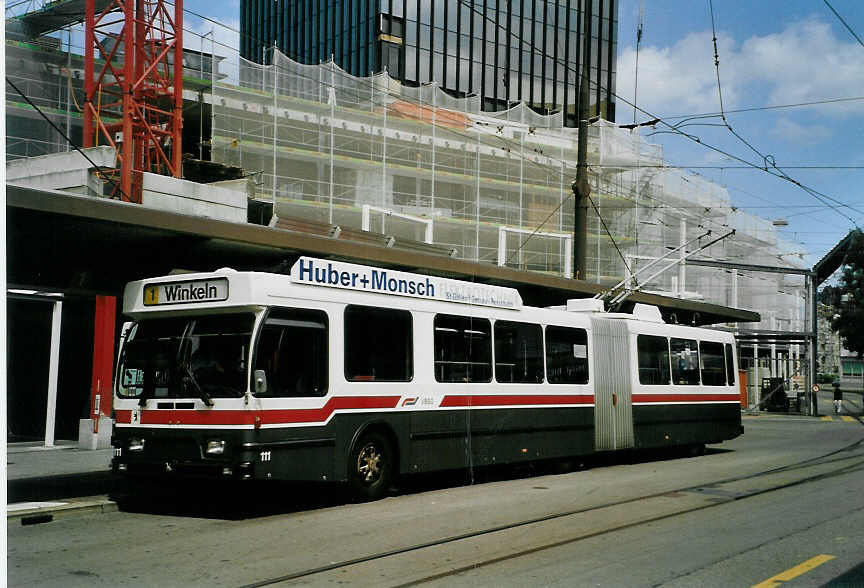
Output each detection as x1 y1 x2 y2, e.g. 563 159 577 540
212 51 808 330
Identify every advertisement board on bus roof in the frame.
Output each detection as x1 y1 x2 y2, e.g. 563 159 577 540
290 257 523 309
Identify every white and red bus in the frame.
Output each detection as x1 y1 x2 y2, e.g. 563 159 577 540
112 257 742 499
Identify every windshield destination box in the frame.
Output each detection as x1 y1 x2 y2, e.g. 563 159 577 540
143 278 229 306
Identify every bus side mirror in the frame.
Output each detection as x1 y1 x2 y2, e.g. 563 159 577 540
254 370 268 394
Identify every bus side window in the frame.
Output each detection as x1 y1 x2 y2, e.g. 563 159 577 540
253 309 328 397
434 314 492 383
670 337 700 385
344 305 413 382
724 343 736 385
637 335 671 385
545 326 589 385
700 341 726 386
494 321 544 383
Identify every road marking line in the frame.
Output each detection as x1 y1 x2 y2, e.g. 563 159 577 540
752 554 836 588
840 416 856 422
821 416 834 422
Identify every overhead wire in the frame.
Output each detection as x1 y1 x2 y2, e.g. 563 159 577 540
661 95 864 120
5 75 132 202
705 0 861 226
823 0 864 49
449 0 863 253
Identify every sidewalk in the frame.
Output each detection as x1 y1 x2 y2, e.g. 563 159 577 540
8 440 112 481
744 389 862 419
7 441 116 519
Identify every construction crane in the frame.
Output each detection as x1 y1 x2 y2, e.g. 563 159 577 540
82 0 184 202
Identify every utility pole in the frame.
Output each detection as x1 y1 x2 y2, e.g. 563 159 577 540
572 0 593 280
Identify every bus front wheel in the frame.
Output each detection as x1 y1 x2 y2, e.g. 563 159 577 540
348 432 393 501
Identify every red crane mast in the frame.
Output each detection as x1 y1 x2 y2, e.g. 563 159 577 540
83 0 184 202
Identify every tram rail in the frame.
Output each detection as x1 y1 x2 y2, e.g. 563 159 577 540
240 427 864 588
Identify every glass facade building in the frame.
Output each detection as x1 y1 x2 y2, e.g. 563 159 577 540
240 0 618 125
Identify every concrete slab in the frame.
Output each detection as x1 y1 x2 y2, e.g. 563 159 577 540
6 146 116 195
141 171 247 222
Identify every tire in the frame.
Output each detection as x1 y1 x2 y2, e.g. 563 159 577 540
348 431 393 501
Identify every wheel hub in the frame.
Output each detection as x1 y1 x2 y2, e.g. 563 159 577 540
357 444 381 483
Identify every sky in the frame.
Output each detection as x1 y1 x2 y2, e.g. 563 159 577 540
613 0 864 267
179 0 864 267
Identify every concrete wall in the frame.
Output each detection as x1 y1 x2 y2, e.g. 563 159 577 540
6 146 115 196
141 172 247 222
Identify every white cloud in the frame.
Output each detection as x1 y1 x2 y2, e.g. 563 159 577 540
617 31 739 119
771 117 833 145
617 18 864 120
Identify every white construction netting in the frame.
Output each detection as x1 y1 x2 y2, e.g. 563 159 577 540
211 50 807 331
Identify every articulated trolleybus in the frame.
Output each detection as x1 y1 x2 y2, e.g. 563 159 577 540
112 257 743 500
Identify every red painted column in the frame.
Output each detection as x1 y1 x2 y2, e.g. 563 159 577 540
91 296 117 430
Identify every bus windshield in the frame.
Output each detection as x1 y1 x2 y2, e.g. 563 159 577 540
117 313 255 402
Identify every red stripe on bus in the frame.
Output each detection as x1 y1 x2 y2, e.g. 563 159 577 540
114 396 401 426
440 394 594 407
633 393 741 403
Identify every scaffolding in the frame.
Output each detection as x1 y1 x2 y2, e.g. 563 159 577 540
211 50 809 336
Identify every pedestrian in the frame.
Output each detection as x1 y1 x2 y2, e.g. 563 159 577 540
833 380 843 414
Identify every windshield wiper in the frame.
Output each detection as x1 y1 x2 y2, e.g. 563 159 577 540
183 363 214 407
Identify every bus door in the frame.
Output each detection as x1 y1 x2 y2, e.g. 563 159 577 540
409 314 493 472
590 318 634 451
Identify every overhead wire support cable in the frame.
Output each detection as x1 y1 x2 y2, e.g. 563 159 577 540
5 76 132 202
706 0 862 225
823 0 864 49
585 193 638 283
661 95 864 120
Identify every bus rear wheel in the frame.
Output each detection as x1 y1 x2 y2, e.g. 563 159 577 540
348 432 393 501
348 432 394 501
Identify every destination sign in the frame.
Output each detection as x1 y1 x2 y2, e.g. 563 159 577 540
143 278 229 306
290 257 522 309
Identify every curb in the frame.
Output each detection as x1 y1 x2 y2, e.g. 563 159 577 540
7 497 118 523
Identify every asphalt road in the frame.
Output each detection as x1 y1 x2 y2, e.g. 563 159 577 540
8 414 864 587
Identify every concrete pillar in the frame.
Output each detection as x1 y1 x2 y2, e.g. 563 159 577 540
44 299 63 447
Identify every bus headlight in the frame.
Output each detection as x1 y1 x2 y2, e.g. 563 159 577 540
128 438 145 452
206 440 226 455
